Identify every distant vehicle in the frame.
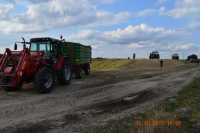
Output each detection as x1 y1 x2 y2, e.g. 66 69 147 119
172 53 179 60
149 51 160 59
95 57 104 60
187 54 199 63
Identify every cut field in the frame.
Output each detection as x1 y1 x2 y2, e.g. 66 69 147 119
87 59 197 88
92 59 192 72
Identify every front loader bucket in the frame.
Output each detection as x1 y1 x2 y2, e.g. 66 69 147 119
0 48 23 90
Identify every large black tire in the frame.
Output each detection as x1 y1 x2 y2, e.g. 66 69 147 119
75 67 82 79
34 67 55 93
57 63 72 85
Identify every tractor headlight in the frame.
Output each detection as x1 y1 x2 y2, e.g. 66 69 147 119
17 71 23 77
20 71 23 76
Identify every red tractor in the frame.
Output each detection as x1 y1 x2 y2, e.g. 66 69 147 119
0 37 91 93
0 54 2 59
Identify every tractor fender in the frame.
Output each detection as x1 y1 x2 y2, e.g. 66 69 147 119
53 57 71 71
53 56 65 71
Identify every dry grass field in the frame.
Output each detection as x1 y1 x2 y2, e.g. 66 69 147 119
92 59 195 72
88 59 197 88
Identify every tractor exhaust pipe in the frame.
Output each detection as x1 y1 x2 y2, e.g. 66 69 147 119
14 43 17 50
22 37 26 49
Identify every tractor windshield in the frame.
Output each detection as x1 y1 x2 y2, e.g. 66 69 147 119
30 42 51 53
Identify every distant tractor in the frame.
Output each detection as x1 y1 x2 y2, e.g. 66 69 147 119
149 51 160 59
187 54 199 63
0 37 92 93
172 53 179 60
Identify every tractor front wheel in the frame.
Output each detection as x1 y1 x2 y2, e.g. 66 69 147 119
34 67 54 93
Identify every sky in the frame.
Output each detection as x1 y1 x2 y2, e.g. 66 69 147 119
0 0 199 59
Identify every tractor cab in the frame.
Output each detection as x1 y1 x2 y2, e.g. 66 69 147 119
29 38 64 58
30 41 51 56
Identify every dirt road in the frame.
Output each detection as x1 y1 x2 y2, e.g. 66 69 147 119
0 67 200 133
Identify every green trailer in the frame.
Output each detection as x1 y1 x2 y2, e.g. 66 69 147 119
29 37 92 79
63 42 92 78
63 42 92 65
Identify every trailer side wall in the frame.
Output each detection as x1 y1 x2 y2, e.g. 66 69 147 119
63 42 92 65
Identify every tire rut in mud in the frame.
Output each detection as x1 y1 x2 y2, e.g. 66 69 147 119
86 90 158 115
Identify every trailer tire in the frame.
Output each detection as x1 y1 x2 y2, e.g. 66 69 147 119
83 63 90 75
75 66 82 79
34 67 54 93
57 63 72 85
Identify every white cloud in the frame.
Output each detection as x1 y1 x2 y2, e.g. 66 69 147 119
136 9 157 17
0 4 14 18
166 0 200 18
93 0 116 4
14 0 116 4
0 0 130 33
68 24 197 58
167 43 195 51
0 21 45 33
157 0 167 5
128 43 144 49
69 24 188 49
189 20 200 29
100 24 185 45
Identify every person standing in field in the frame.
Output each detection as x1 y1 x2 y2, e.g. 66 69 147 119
133 53 136 60
160 59 164 68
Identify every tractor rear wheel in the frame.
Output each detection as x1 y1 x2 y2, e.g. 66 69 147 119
57 63 72 85
34 67 54 93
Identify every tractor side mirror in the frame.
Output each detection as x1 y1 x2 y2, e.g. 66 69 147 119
14 43 17 50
